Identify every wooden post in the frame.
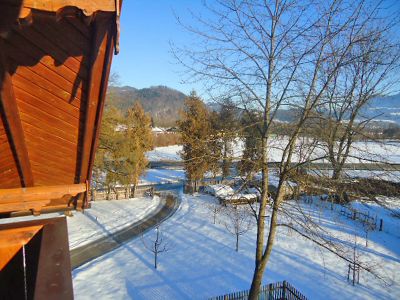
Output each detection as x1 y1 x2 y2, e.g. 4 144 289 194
347 264 350 281
379 219 383 231
282 280 287 299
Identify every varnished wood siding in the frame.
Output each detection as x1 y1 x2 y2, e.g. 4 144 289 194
1 16 90 187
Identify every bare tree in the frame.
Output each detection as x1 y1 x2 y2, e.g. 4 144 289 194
315 21 400 180
142 225 169 269
173 0 398 297
223 204 253 251
208 202 224 225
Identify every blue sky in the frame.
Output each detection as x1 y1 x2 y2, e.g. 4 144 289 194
111 1 204 95
112 1 400 97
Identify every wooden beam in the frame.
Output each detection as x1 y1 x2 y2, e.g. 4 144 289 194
0 225 43 270
0 42 34 187
18 0 116 16
0 183 86 213
77 15 113 188
0 183 86 203
86 23 115 184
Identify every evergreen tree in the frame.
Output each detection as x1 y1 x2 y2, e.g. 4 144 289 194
94 102 153 198
238 111 262 180
94 106 124 199
217 99 238 179
208 111 223 178
177 91 211 191
120 101 153 197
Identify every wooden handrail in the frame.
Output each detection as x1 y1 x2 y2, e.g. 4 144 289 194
0 183 87 214
0 183 87 203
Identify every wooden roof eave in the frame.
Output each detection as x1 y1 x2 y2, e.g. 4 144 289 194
1 0 122 54
20 0 118 16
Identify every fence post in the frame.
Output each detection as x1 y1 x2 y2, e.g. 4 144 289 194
269 283 273 300
283 280 287 299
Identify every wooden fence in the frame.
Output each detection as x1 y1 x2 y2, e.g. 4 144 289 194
340 206 377 230
209 281 307 300
91 186 154 201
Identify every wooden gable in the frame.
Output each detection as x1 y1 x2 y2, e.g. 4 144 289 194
0 0 121 216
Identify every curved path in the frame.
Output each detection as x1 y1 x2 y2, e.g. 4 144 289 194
71 189 181 269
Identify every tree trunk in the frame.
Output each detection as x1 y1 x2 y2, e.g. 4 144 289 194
236 233 239 252
132 184 136 198
249 135 269 299
249 190 282 300
332 165 343 180
155 251 157 269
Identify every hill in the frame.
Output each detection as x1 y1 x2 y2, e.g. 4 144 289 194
106 85 400 128
106 86 187 127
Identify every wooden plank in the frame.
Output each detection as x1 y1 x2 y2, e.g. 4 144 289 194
30 153 78 174
25 136 78 163
14 88 79 127
55 18 91 55
66 17 90 39
5 38 87 93
20 0 116 15
0 157 18 172
20 111 78 145
17 100 77 135
12 73 81 113
78 15 113 185
14 64 82 106
86 22 115 186
0 183 86 203
32 170 75 186
0 225 43 270
0 45 34 187
34 19 90 64
16 25 88 78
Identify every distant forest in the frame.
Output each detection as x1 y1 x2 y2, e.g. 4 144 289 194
106 85 400 132
106 85 186 127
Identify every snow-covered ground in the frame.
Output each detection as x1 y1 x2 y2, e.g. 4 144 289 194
139 168 185 185
72 193 400 299
146 145 182 161
67 196 162 249
147 139 400 164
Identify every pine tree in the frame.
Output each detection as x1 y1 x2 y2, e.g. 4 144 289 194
238 111 262 180
120 101 153 197
94 106 124 199
177 91 211 191
94 102 153 199
216 99 238 179
208 111 223 178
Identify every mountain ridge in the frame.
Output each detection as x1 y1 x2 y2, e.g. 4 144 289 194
107 85 187 127
106 85 400 127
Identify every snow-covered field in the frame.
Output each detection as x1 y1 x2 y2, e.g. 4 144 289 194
139 168 185 185
68 196 162 249
72 193 400 300
147 139 400 164
146 145 182 161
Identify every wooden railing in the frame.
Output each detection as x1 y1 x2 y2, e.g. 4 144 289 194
209 281 307 300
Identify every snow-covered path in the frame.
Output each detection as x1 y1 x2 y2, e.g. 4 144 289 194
70 194 179 269
72 194 400 300
68 197 162 250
